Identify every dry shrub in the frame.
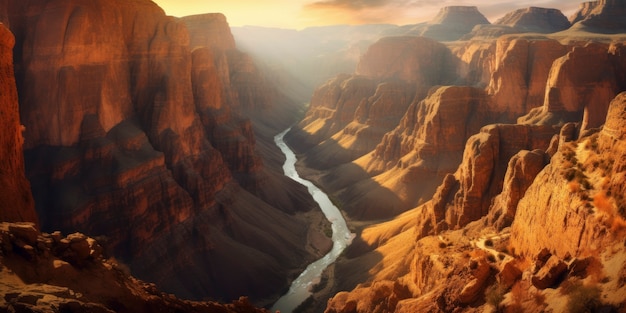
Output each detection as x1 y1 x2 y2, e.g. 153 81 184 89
585 257 606 284
569 181 580 192
611 216 626 233
485 284 505 309
594 192 613 214
510 281 525 305
565 282 602 313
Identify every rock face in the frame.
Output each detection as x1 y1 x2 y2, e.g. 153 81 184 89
4 0 320 304
0 222 269 313
570 1 601 24
519 42 626 132
336 86 491 219
0 23 36 226
486 37 568 121
488 149 549 229
182 13 236 51
511 92 626 259
429 124 558 230
356 36 454 84
571 0 626 32
289 36 454 164
422 6 490 41
495 7 570 33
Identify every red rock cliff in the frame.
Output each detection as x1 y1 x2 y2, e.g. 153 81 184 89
0 23 36 225
4 0 320 305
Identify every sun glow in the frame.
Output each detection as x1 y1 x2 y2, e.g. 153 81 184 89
152 0 580 29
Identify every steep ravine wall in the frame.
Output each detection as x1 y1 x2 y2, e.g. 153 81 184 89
3 0 321 305
0 23 36 225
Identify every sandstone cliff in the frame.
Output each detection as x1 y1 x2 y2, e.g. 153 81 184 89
3 0 323 305
570 1 601 24
519 41 625 132
511 92 626 259
571 0 626 32
426 124 558 231
0 23 36 225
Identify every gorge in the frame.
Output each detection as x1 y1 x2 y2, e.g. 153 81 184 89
2 0 626 313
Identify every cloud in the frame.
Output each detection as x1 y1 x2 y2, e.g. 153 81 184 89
300 0 578 27
306 0 396 10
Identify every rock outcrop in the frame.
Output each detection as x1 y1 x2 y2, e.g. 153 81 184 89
571 0 626 32
0 222 268 313
488 149 549 229
428 124 558 230
495 7 570 33
511 92 626 259
4 0 322 304
0 23 36 225
486 37 569 121
519 41 626 132
569 1 601 24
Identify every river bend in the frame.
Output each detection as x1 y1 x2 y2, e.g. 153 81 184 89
271 128 354 313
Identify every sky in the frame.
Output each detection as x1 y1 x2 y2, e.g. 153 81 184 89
151 0 580 29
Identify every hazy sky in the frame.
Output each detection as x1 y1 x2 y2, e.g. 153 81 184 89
152 0 580 29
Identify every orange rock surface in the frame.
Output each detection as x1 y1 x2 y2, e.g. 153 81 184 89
0 23 36 225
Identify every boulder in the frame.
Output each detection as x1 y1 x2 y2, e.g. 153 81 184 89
531 255 568 289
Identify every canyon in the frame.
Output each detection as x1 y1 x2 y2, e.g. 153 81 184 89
1 0 331 309
1 0 626 313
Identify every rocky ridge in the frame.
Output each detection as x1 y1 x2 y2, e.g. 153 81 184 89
0 222 268 313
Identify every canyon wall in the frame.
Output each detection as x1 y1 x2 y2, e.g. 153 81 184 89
2 0 321 305
291 3 626 312
0 23 36 225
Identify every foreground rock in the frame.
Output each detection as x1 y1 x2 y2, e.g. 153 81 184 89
0 222 268 313
0 23 36 225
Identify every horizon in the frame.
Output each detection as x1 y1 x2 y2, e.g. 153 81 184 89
152 0 581 30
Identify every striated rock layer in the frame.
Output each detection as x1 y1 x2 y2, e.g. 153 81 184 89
0 23 36 225
4 0 323 305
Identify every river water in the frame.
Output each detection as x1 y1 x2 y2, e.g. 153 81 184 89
271 127 354 313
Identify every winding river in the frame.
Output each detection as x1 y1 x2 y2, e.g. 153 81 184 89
271 127 354 313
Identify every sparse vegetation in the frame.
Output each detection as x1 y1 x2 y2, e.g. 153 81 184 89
485 284 505 310
564 281 602 313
